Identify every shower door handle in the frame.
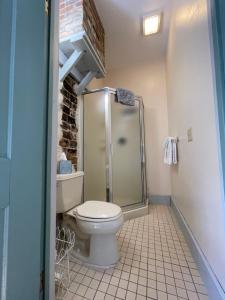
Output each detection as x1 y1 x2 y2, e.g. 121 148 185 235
105 144 113 202
106 165 110 202
106 187 110 202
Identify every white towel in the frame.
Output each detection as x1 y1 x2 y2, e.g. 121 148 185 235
164 137 178 165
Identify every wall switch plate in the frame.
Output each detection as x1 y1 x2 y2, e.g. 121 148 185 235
187 127 193 142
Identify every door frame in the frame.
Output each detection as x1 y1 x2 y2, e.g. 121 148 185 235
209 0 225 210
45 0 59 299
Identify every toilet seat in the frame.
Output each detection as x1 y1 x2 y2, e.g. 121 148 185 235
75 213 122 223
74 201 122 222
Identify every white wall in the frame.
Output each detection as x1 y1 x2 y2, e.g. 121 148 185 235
166 0 225 290
87 77 105 90
104 62 171 196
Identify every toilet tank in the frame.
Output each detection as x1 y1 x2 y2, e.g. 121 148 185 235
56 171 84 213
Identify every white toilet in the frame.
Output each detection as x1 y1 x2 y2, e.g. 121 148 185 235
56 172 124 268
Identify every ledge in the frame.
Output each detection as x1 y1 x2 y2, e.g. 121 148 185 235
59 31 106 94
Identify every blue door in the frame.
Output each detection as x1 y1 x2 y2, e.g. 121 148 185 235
211 0 225 199
0 0 49 299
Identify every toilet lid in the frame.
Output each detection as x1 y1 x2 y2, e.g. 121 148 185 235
75 201 121 219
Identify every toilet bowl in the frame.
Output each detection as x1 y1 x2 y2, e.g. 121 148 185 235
57 173 124 268
68 201 124 267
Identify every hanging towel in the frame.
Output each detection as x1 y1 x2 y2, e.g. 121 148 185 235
164 137 178 165
116 88 135 106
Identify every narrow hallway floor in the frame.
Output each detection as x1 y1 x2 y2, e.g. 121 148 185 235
63 205 208 300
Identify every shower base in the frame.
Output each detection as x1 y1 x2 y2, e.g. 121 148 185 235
123 203 149 221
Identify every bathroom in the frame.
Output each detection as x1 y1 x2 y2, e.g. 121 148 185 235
2 0 225 299
53 0 225 300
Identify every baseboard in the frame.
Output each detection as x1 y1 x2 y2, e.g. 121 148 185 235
150 195 171 205
171 198 225 300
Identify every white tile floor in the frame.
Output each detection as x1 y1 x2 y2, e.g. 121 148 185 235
63 205 208 300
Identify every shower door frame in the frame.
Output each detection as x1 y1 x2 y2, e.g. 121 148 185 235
82 87 148 208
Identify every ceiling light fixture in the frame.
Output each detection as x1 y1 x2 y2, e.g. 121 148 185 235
143 13 161 36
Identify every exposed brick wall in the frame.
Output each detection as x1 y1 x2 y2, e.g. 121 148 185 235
58 74 78 170
83 0 105 65
59 0 105 66
59 0 83 41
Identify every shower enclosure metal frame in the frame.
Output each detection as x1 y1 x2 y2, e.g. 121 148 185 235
82 87 148 209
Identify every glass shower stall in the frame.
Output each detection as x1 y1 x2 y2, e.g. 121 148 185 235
82 88 148 210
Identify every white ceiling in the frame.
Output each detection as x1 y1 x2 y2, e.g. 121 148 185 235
94 0 171 70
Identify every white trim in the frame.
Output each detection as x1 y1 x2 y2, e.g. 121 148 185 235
45 0 59 299
59 49 83 83
59 50 84 81
75 71 96 95
71 67 83 83
59 49 66 66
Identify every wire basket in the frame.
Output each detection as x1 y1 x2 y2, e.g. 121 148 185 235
55 226 75 299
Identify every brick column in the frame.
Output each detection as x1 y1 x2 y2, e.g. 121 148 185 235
59 0 83 41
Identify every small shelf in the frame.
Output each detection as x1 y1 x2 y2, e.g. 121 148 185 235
59 31 106 95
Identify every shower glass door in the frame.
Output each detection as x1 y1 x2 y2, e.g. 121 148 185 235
83 91 107 201
110 97 143 207
83 89 146 208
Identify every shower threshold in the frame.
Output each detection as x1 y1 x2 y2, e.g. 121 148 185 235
122 202 149 221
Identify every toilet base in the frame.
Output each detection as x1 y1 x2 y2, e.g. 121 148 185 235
71 249 118 269
64 208 124 268
71 233 120 269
